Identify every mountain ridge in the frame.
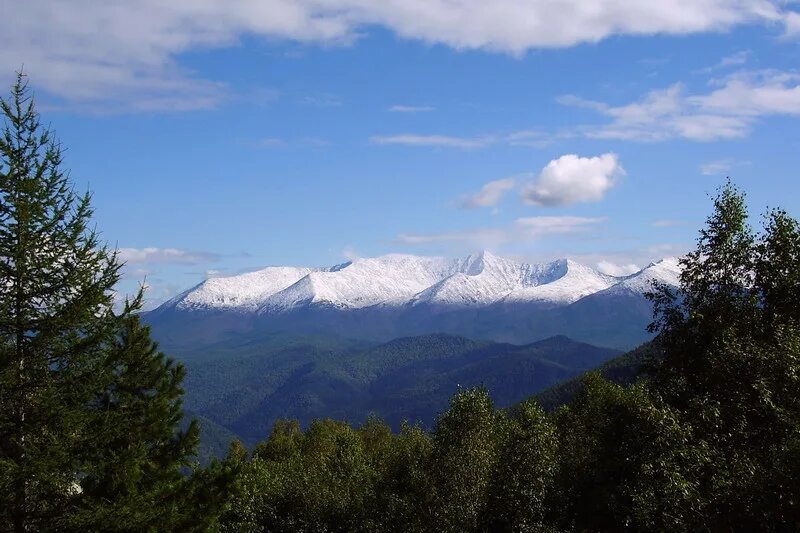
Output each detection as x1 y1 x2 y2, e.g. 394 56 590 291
146 252 681 350
154 251 679 314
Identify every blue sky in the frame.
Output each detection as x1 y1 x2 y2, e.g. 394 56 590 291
4 1 800 308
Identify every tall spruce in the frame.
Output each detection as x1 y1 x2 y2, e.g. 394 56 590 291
0 73 232 531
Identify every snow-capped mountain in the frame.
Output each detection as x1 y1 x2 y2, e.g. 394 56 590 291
147 252 681 350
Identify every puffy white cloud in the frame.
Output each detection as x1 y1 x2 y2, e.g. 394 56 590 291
562 70 800 141
522 153 624 207
596 260 641 276
460 178 517 209
117 247 218 265
3 0 793 110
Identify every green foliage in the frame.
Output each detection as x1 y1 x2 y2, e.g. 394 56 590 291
0 73 234 531
552 374 707 530
646 181 800 529
483 399 557 532
426 388 500 532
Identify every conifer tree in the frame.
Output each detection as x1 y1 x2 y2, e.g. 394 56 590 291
0 72 233 531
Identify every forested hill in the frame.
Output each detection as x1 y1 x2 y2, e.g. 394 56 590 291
180 332 622 454
534 341 658 411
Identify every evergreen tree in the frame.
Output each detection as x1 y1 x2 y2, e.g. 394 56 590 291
0 72 232 531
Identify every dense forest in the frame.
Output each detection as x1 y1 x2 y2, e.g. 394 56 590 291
2 73 800 531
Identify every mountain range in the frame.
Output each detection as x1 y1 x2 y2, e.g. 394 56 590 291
146 251 680 350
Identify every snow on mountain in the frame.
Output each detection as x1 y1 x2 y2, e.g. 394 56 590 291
168 266 318 311
599 257 682 297
153 252 682 315
410 252 587 307
502 259 619 305
260 254 462 311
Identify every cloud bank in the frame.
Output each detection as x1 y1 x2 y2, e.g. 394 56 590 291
3 1 795 110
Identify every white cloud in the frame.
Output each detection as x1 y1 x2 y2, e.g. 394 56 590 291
460 178 517 209
4 1 793 110
783 11 800 36
370 130 551 149
396 216 604 248
117 247 217 265
596 260 641 276
395 229 509 248
370 134 494 149
389 105 434 113
515 216 606 237
699 158 750 175
700 159 733 175
522 153 624 207
700 50 751 71
561 70 800 141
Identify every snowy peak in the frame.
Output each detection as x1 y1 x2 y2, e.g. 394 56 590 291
261 254 463 312
603 257 682 296
169 266 316 312
152 252 681 315
503 258 619 305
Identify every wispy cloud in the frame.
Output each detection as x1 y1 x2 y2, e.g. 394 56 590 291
396 216 605 248
459 177 518 209
699 50 752 72
560 69 800 142
370 134 494 149
515 216 606 237
522 153 625 207
118 247 218 265
699 158 750 175
370 130 551 149
388 105 434 113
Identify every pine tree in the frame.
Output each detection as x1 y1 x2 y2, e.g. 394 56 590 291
0 72 233 531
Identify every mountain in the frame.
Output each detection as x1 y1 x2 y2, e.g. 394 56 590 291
534 341 659 412
146 252 681 351
180 333 622 447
